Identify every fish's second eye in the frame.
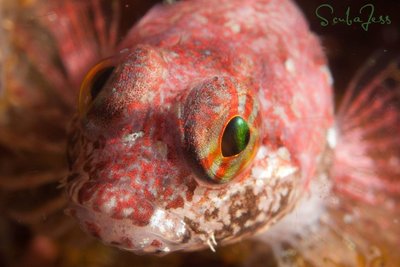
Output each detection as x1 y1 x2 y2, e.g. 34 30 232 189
79 59 115 115
221 116 250 157
90 66 114 99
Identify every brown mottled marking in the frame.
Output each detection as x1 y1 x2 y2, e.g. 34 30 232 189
184 217 207 236
204 208 220 221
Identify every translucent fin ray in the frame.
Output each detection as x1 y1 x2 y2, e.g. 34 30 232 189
333 51 400 206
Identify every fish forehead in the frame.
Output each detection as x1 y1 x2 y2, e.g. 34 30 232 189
120 0 334 170
67 0 334 253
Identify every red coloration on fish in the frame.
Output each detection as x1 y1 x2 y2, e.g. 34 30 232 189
1 0 399 265
67 0 333 254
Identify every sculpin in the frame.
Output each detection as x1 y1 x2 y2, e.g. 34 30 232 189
1 0 399 266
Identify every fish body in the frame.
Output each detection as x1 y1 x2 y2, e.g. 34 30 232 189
67 0 333 254
1 0 399 266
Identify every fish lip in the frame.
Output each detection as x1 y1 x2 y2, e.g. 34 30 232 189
66 202 193 253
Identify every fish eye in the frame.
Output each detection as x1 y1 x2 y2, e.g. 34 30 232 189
90 66 114 99
181 77 261 185
221 116 250 157
79 59 115 115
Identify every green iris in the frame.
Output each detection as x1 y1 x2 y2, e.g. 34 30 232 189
221 116 250 157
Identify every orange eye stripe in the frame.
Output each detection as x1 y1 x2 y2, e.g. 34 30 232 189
78 58 115 116
197 109 237 165
202 148 220 170
200 113 260 183
243 95 254 120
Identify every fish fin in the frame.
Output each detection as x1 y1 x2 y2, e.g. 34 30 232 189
332 51 400 206
331 52 400 251
32 0 120 93
1 0 121 151
42 0 120 88
0 0 119 236
4 0 120 109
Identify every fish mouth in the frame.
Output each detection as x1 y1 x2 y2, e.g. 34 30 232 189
67 202 193 254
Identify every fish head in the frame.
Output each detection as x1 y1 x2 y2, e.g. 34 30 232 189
66 43 311 254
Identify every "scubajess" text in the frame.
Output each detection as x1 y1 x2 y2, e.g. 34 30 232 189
315 3 391 31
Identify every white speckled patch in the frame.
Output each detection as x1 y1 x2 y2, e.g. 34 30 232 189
285 58 296 74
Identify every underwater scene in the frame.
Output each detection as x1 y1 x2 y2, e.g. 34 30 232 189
0 0 399 266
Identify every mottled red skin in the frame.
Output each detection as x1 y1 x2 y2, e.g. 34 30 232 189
67 0 333 254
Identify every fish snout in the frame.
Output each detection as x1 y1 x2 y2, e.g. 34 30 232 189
66 130 195 253
67 200 191 254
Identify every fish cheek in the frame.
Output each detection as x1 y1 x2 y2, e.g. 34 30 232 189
181 180 295 246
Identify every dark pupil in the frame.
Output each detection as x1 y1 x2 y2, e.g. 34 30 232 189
221 116 250 157
90 66 114 99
